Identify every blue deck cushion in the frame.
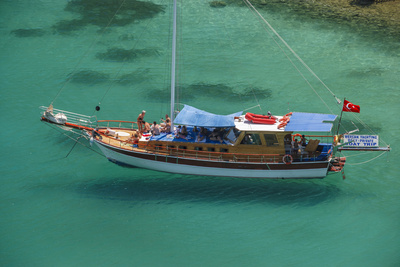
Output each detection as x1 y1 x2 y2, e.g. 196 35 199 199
149 127 232 144
174 105 242 127
285 112 337 132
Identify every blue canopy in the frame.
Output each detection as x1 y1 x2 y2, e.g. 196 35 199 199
174 105 242 127
285 112 337 132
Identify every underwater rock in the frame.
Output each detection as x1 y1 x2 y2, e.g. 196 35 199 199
117 69 151 85
147 83 272 102
52 19 86 35
347 67 385 78
119 33 135 41
11 28 46 37
209 1 227 8
96 47 160 62
68 70 110 85
52 0 165 34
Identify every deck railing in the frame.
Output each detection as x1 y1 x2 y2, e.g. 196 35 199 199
96 132 331 163
39 106 95 128
96 120 138 130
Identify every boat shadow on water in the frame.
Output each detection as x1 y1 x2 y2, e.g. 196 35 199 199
73 175 342 207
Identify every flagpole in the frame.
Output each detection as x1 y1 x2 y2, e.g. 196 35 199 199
336 97 345 135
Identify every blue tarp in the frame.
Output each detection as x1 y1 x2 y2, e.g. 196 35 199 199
174 105 242 127
285 112 337 132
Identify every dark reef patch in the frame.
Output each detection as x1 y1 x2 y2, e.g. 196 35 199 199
147 83 272 102
224 0 400 38
117 69 151 85
346 67 385 78
96 47 160 62
11 28 46 37
52 0 165 35
68 70 110 85
209 1 227 8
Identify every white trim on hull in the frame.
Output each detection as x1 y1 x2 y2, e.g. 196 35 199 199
95 141 329 179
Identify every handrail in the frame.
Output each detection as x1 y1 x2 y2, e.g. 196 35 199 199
39 106 95 128
97 120 137 124
95 131 328 163
96 133 281 162
96 120 138 130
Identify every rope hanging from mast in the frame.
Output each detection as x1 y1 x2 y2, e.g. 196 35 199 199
50 0 128 107
243 0 341 108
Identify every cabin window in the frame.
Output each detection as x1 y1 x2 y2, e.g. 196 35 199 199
207 147 215 152
167 145 175 150
178 146 187 150
220 148 228 153
240 133 262 145
264 134 279 146
195 147 203 151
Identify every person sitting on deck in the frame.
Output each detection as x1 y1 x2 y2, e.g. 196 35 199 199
161 114 170 125
137 110 146 133
142 121 151 133
128 133 141 147
197 127 208 142
151 121 160 136
176 125 188 140
161 120 171 133
209 128 225 143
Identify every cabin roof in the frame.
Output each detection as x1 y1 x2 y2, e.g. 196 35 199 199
285 112 337 132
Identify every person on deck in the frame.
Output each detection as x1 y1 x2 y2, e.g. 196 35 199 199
128 133 141 147
161 120 171 133
142 121 151 133
137 110 146 133
197 127 208 142
300 135 307 146
177 125 188 140
210 128 225 143
292 139 299 155
161 114 170 125
151 121 160 136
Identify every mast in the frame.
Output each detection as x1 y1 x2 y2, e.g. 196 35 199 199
170 0 177 131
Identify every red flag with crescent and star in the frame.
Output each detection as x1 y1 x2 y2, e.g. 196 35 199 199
342 99 360 113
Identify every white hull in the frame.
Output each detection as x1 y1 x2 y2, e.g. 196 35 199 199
95 141 329 179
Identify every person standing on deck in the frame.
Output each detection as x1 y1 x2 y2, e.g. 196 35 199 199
137 110 146 133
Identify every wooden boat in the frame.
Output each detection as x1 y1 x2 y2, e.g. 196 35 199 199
40 0 389 179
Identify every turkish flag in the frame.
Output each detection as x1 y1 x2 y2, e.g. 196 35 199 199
342 99 360 113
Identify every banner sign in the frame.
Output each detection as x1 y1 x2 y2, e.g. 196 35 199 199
343 135 379 147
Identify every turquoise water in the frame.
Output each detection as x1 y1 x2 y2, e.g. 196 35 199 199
1 0 399 266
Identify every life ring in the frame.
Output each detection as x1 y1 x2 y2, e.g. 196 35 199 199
282 154 293 165
279 116 289 122
292 133 302 142
278 122 287 129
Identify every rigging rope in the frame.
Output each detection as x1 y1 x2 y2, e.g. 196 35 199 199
42 122 106 158
243 3 334 115
51 0 128 106
243 0 390 148
243 0 341 105
344 151 388 165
